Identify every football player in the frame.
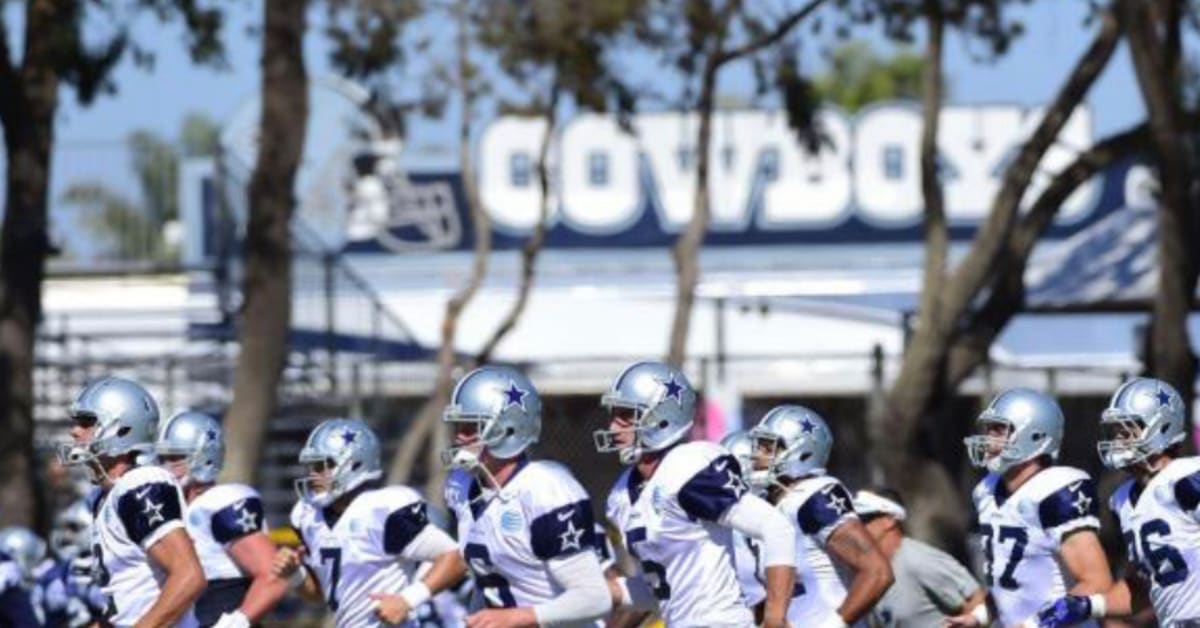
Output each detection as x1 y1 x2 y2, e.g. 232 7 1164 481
35 500 107 627
441 365 612 627
749 405 894 627
719 430 767 611
273 418 465 627
58 377 206 627
157 411 288 627
0 527 45 627
1038 378 1200 627
945 388 1113 628
595 361 796 628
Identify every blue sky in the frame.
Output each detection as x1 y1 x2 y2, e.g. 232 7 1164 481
2 1 1154 255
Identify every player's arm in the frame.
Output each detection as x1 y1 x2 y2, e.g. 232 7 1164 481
205 496 288 626
370 501 468 624
603 565 653 628
270 545 322 601
718 493 795 628
224 532 289 624
137 528 207 628
826 520 894 625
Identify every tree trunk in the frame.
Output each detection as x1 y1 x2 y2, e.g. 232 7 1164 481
666 62 718 368
875 6 1121 544
222 0 308 484
0 0 65 529
1121 0 1198 411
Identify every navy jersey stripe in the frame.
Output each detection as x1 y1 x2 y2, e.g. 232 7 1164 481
1038 478 1099 530
530 499 596 561
383 501 431 555
678 454 747 522
116 482 183 546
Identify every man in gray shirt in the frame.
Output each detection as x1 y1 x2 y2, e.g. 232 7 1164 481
853 487 986 628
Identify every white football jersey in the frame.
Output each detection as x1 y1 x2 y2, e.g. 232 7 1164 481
444 459 601 624
972 466 1101 627
89 465 188 626
186 483 267 626
290 485 438 628
774 475 856 624
605 441 754 628
732 531 766 608
1110 456 1200 625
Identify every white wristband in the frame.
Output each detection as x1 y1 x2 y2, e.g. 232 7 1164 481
1088 593 1107 618
399 581 432 609
970 602 990 625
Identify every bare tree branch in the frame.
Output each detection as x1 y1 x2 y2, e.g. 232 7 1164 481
715 0 827 64
941 7 1121 317
945 123 1153 385
389 0 490 487
476 81 560 364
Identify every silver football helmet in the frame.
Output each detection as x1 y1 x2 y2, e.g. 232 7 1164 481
749 405 834 487
441 366 542 471
0 527 47 585
296 418 382 507
59 377 160 480
49 499 93 561
595 361 697 465
1098 377 1187 469
157 410 225 485
720 430 766 493
965 388 1064 474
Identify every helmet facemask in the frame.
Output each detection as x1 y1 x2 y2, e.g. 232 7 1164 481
595 401 654 466
965 415 1024 473
1098 410 1157 469
58 412 128 485
441 405 529 472
295 448 376 508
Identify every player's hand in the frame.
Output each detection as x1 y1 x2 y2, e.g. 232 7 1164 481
943 612 982 627
466 608 538 628
1036 595 1093 627
271 546 304 578
369 592 412 625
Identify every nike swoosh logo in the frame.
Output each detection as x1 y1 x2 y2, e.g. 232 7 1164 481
558 510 575 522
715 461 729 472
1069 481 1083 492
820 485 837 495
135 487 152 500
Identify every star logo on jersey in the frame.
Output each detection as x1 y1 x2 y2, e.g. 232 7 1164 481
1156 388 1171 407
234 506 260 533
503 382 527 410
559 520 585 553
800 418 816 434
822 486 848 515
1070 485 1093 516
660 376 685 403
205 429 218 442
141 498 165 526
341 429 357 444
723 468 748 497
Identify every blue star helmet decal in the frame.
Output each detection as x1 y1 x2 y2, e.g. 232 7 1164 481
205 429 218 442
661 375 685 403
1156 388 1172 407
800 418 816 434
341 429 357 444
503 381 528 409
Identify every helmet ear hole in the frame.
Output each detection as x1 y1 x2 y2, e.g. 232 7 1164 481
799 452 812 462
117 427 130 438
1031 432 1044 442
